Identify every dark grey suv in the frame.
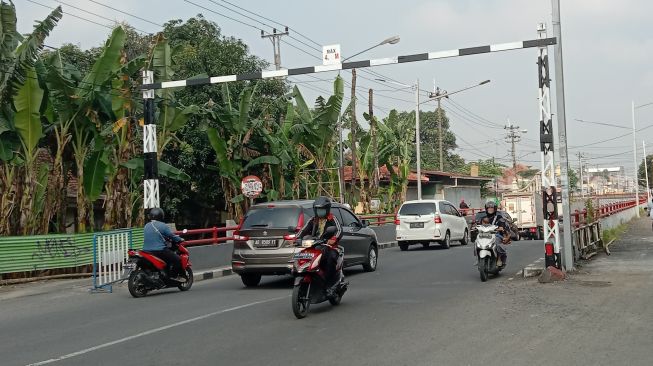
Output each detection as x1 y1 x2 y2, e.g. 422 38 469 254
232 200 379 287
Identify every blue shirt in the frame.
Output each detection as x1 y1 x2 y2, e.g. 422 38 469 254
143 220 182 251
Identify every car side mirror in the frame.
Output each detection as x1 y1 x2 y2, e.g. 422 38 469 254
361 219 370 228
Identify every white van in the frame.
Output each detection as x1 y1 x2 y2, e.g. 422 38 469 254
395 200 469 251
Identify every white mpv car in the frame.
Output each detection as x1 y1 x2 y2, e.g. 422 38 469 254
395 200 469 251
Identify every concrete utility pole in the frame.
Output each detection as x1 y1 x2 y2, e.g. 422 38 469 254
577 152 587 198
350 69 359 198
261 27 289 70
552 0 574 270
428 86 447 171
631 101 640 216
644 141 651 203
369 88 379 191
416 79 422 200
505 120 523 170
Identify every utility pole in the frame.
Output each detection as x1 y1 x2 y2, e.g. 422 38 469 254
631 101 640 216
505 120 522 170
552 0 574 270
577 152 587 198
428 86 447 171
644 141 651 203
350 69 358 199
369 88 379 192
415 79 422 200
260 27 289 70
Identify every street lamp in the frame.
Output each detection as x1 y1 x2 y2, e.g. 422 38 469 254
633 100 653 208
342 35 401 63
338 36 401 204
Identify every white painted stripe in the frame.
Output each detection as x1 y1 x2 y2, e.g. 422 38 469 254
314 64 342 73
490 41 524 52
261 69 288 78
160 80 187 89
26 296 288 366
210 75 237 84
428 49 459 59
370 57 398 66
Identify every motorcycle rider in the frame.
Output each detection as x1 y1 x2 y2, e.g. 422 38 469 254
483 201 511 266
297 196 344 297
143 208 186 282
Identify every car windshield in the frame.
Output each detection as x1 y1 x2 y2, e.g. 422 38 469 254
242 206 301 229
399 202 436 216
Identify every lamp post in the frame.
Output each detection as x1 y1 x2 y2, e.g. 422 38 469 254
337 36 400 204
634 100 653 208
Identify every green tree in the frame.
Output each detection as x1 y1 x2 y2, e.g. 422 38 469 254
568 168 578 190
638 154 653 189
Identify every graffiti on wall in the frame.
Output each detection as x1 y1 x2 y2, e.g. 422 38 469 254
31 237 90 262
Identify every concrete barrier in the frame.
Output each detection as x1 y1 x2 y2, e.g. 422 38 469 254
600 204 643 230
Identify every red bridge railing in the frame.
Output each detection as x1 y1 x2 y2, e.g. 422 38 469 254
174 226 238 247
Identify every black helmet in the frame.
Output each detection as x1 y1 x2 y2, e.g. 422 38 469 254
313 196 332 219
485 201 497 211
149 207 165 221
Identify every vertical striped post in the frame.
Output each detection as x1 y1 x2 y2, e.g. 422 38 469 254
142 70 159 211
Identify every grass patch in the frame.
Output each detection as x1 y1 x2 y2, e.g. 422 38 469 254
602 224 627 244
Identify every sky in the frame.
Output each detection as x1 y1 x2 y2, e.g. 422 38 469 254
16 0 653 175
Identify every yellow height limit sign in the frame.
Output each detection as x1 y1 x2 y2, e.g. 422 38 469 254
241 175 263 199
322 44 341 65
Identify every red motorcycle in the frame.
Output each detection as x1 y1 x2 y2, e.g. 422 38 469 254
125 238 193 298
292 226 348 319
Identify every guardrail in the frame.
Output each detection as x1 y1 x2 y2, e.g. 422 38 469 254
571 197 645 259
174 226 238 247
571 196 647 227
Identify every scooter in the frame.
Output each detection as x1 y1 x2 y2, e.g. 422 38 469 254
474 224 506 282
124 238 193 297
291 226 348 319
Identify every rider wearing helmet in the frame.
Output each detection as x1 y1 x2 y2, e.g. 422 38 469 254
298 196 344 295
483 201 511 266
143 208 186 282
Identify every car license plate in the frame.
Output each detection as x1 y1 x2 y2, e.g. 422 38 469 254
410 222 424 229
254 239 277 248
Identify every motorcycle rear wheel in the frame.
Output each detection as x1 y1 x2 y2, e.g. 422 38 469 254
479 258 489 282
178 267 194 291
292 282 311 319
128 270 148 298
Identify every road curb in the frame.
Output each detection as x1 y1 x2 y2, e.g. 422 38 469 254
193 241 399 283
193 267 233 283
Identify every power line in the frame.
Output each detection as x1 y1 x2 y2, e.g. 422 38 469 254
183 0 264 32
52 0 151 33
569 124 653 148
25 0 114 30
573 118 630 130
88 0 164 27
444 98 503 128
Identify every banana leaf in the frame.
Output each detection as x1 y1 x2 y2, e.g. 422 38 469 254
13 66 43 154
84 150 107 202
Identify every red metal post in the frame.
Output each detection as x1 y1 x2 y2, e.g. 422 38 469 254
212 226 217 244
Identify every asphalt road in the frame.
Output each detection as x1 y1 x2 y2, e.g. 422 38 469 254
1 239 544 366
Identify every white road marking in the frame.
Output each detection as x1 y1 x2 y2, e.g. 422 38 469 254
26 295 289 366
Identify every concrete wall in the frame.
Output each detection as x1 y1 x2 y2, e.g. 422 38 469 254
188 225 398 271
600 204 644 230
444 186 483 209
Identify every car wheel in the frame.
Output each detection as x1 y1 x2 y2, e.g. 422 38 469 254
422 242 430 249
441 231 451 249
240 273 262 287
460 230 469 246
362 245 378 272
399 242 409 251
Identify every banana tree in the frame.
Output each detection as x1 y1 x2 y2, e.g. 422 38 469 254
289 76 344 198
69 26 126 232
206 82 285 218
0 4 62 235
